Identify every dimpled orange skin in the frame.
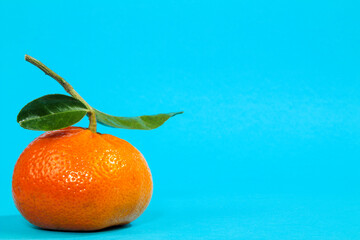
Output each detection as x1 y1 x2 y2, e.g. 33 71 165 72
12 127 153 231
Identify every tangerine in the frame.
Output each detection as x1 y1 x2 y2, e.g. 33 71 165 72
12 126 153 231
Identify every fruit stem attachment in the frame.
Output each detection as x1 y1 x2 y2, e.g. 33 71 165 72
24 55 97 133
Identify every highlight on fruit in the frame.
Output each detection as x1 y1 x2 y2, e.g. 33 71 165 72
12 55 183 231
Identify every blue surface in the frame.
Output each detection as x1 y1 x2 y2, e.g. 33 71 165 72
1 0 360 239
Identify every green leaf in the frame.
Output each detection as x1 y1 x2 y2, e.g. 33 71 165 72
94 109 183 130
17 94 89 131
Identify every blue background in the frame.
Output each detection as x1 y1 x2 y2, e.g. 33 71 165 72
1 0 360 239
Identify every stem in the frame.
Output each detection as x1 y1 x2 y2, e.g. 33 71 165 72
25 55 97 133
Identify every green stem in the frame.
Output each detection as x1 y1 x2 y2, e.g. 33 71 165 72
24 55 97 133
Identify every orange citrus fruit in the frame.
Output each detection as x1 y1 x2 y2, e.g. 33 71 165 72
12 126 153 231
